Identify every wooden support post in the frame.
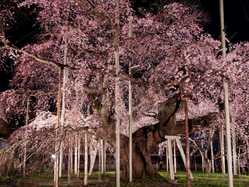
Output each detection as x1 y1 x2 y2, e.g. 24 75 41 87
219 0 227 176
54 36 68 186
173 140 177 174
211 137 215 173
220 126 226 174
209 130 215 173
77 136 81 177
84 131 88 186
184 99 192 186
247 142 249 173
98 140 101 181
54 66 63 187
115 118 121 187
201 153 205 173
59 142 63 178
114 0 121 185
74 134 78 175
200 140 206 173
54 134 59 187
165 145 169 172
232 123 237 175
70 138 73 174
224 81 234 187
219 0 233 183
176 138 193 180
128 78 133 183
103 140 107 172
59 62 67 178
67 139 71 184
238 147 241 176
89 140 98 175
128 15 133 184
100 139 104 174
23 96 29 177
167 138 175 181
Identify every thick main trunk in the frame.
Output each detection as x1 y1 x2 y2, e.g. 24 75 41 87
119 131 157 179
95 95 216 179
97 124 162 179
120 122 185 179
119 115 214 179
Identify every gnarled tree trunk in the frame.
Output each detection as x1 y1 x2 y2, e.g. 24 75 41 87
95 94 215 179
97 95 182 179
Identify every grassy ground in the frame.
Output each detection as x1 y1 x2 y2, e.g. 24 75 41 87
159 171 249 187
1 171 249 187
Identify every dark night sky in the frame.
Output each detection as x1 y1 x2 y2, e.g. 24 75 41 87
132 0 249 42
201 0 249 42
2 0 249 46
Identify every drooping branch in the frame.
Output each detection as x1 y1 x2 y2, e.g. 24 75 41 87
1 36 78 70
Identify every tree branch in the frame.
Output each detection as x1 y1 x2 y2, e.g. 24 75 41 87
142 111 158 119
1 37 78 70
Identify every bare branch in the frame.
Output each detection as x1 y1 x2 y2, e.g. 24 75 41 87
142 111 158 119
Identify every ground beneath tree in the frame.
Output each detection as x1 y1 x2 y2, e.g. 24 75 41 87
1 172 249 187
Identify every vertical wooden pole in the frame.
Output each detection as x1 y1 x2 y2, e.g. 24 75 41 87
70 137 73 174
115 118 121 187
220 127 226 174
59 142 63 177
219 0 233 185
54 83 60 187
67 138 71 184
100 139 104 174
114 0 120 186
200 140 206 173
98 140 101 181
219 0 227 176
210 136 215 173
184 99 191 186
201 153 205 173
23 96 30 177
219 0 226 57
54 67 62 187
89 141 98 175
224 81 234 187
84 131 88 186
54 136 59 186
176 138 193 179
128 16 133 183
232 123 237 175
77 135 81 177
247 141 249 173
167 138 175 181
74 134 78 175
165 145 169 172
54 35 68 186
238 147 241 176
173 139 177 174
58 33 68 177
103 140 107 173
59 39 68 178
